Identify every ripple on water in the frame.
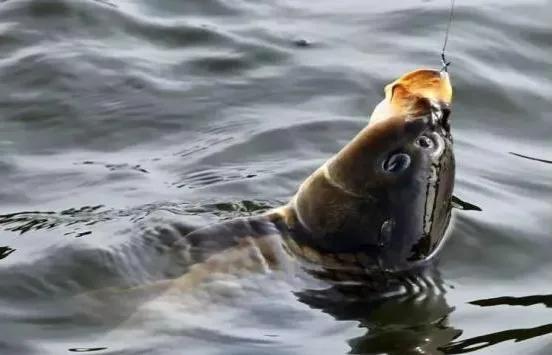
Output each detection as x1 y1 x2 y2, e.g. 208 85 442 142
0 0 551 354
0 0 298 153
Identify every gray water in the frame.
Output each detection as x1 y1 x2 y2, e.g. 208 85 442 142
1 0 551 354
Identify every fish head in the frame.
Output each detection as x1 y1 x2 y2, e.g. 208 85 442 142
320 69 455 270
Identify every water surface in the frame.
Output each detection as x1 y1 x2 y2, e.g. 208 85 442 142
0 0 551 354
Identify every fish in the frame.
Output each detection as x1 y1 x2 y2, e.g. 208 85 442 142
166 68 456 292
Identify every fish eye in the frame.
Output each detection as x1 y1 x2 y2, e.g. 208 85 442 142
383 153 411 174
417 135 434 149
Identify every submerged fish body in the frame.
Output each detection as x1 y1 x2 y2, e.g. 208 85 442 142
167 68 455 294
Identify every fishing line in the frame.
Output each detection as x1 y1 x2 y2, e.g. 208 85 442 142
440 0 456 72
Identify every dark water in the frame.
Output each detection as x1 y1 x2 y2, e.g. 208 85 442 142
1 0 551 354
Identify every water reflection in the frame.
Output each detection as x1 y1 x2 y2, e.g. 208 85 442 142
296 272 552 354
471 294 552 308
296 268 462 354
0 246 15 260
442 323 552 354
440 294 552 354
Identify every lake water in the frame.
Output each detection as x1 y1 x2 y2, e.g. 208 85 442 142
0 0 551 354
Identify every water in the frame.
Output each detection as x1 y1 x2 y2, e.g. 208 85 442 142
0 0 551 354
